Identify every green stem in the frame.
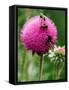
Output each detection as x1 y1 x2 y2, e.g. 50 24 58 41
56 62 64 80
39 55 44 80
56 62 61 80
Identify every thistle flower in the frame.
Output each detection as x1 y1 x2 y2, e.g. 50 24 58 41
54 46 65 55
48 45 65 63
20 15 57 55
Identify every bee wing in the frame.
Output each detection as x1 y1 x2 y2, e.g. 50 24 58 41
40 13 47 19
49 42 54 50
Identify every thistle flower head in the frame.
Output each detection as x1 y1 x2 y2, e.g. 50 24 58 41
54 46 65 55
20 15 57 55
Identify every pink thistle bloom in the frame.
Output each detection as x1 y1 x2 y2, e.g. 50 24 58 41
20 16 57 55
54 46 65 55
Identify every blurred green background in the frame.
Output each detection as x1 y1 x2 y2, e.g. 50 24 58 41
17 8 65 82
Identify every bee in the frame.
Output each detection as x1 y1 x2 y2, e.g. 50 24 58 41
46 35 54 49
40 14 48 30
40 24 48 29
47 35 52 43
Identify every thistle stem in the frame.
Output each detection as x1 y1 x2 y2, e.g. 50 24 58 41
39 55 44 80
56 62 61 80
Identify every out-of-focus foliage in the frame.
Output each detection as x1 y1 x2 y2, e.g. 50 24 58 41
18 8 65 82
